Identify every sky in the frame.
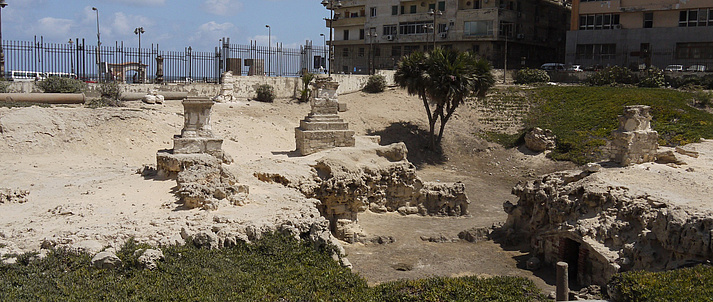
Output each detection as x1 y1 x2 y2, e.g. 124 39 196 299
2 0 331 51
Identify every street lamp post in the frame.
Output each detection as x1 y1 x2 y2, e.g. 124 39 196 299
0 0 8 79
319 33 326 72
92 7 102 82
502 23 512 84
427 9 442 50
68 39 75 75
134 27 145 83
366 29 377 75
321 0 342 77
265 24 271 76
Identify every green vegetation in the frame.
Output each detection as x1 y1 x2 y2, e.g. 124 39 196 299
255 83 276 102
299 72 315 102
608 265 713 302
638 67 665 88
0 78 9 93
395 48 494 148
514 68 550 85
36 77 87 93
87 81 124 108
586 66 636 86
522 86 713 164
0 233 546 301
363 74 387 93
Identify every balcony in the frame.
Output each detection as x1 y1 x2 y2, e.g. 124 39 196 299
330 16 366 27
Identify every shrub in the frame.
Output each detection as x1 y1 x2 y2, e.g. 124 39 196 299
638 66 665 88
692 91 713 108
0 78 9 93
87 81 124 108
608 265 713 302
255 84 275 102
36 76 86 93
586 66 636 86
299 73 315 102
363 74 387 93
514 68 550 84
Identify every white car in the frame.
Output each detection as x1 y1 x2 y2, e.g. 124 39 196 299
665 65 684 72
687 65 706 72
567 65 583 72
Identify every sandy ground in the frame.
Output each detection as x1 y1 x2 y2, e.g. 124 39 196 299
2 87 711 293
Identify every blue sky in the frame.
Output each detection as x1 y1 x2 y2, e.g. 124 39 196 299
2 0 330 51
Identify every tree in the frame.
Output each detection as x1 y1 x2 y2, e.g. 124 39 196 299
394 48 494 148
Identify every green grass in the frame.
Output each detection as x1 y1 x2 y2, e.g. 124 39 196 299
514 86 713 164
0 233 547 301
609 265 713 302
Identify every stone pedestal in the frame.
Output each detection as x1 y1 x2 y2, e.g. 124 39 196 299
171 97 227 160
611 105 658 166
295 78 355 155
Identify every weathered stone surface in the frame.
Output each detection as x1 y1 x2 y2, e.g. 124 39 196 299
254 142 470 242
458 226 492 243
524 127 556 152
135 248 164 270
295 78 355 155
92 251 122 269
174 158 249 210
0 188 29 204
214 71 236 103
610 105 658 166
505 165 713 286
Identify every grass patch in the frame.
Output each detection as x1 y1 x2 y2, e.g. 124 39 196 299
0 101 52 109
0 233 546 301
608 265 713 302
517 86 713 164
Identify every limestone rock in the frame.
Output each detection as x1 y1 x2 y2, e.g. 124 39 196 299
458 226 492 243
92 251 122 269
524 127 556 152
135 248 164 270
0 188 29 204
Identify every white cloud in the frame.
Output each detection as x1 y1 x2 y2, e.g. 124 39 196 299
201 0 243 16
108 12 154 38
189 21 239 46
28 17 74 41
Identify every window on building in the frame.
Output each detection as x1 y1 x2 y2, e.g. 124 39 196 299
464 20 494 36
579 13 620 30
410 5 417 14
474 0 481 9
575 43 616 60
360 29 365 40
342 48 350 57
391 46 402 57
429 3 436 11
358 48 365 57
343 30 350 40
472 44 480 53
370 7 377 17
404 45 420 55
383 24 397 36
401 5 405 14
643 12 653 28
374 47 381 57
399 21 434 35
676 42 713 59
438 23 448 33
438 1 446 11
392 5 398 15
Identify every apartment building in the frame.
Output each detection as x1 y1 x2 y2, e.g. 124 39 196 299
565 0 713 70
325 0 570 74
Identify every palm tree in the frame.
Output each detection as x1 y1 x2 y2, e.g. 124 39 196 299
395 48 494 148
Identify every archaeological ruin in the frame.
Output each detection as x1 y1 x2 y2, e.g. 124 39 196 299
295 77 355 156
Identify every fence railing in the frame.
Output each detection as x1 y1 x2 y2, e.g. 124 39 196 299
1 37 330 83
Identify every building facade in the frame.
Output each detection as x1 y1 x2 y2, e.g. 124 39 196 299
565 0 713 70
325 0 570 74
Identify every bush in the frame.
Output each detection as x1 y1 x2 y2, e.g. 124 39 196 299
638 66 665 88
608 265 713 302
87 81 123 108
514 68 550 84
36 77 86 93
363 74 387 93
299 73 315 102
255 84 275 102
0 78 9 93
586 66 636 86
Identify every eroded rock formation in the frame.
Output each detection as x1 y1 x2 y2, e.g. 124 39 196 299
254 142 469 242
504 164 713 286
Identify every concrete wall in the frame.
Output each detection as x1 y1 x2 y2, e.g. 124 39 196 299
5 70 397 99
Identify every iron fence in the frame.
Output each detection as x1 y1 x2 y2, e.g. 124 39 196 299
1 36 330 83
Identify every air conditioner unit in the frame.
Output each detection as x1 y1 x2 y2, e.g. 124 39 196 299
439 33 448 38
386 35 394 41
613 24 622 29
516 33 524 39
